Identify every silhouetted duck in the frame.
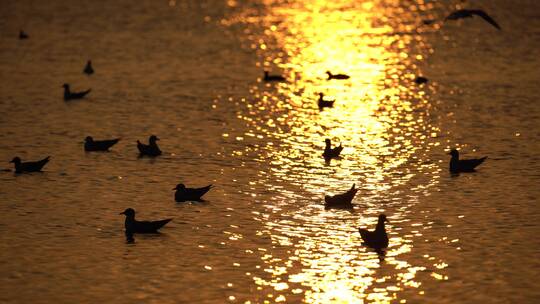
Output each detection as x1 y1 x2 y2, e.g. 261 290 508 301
63 83 91 101
322 138 343 160
120 208 172 234
415 76 428 84
358 214 389 249
324 184 358 208
317 93 335 110
19 30 29 40
84 136 120 151
137 135 162 157
263 71 286 82
10 156 50 173
449 149 487 173
326 71 350 80
173 184 213 202
445 9 501 30
83 60 94 75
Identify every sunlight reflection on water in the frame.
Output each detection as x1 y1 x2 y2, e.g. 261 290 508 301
223 0 445 302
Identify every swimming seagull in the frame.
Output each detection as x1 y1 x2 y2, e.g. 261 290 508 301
326 71 350 80
62 83 91 101
263 71 286 82
19 30 29 40
414 76 428 84
9 156 50 173
84 136 120 151
449 149 487 173
173 183 213 202
83 60 94 75
324 184 358 208
358 214 389 250
445 9 501 30
322 138 343 160
137 135 162 157
317 93 335 110
119 208 172 234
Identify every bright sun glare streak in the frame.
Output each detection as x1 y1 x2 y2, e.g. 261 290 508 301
224 0 445 303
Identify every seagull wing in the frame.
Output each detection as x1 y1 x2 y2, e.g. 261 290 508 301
471 10 501 30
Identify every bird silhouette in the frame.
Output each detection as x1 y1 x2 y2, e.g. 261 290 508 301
137 135 162 157
324 184 358 208
10 156 50 173
449 149 487 173
445 9 501 30
322 138 343 161
120 208 172 234
19 30 29 40
83 60 94 75
173 184 213 202
414 76 428 84
62 84 91 101
326 71 350 80
263 71 286 82
84 136 120 151
317 93 335 110
358 214 389 249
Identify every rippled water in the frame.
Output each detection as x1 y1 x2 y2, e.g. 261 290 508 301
1 0 539 303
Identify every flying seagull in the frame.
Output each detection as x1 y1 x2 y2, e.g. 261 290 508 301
445 9 501 30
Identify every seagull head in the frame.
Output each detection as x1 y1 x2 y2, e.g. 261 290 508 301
378 214 388 223
62 83 69 88
449 149 459 158
149 135 159 142
324 138 331 145
85 136 93 143
119 208 135 217
9 157 21 164
173 183 186 191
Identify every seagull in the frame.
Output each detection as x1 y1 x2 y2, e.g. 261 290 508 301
263 71 286 82
173 184 213 202
326 71 350 80
83 60 94 75
415 76 428 84
19 30 29 40
137 135 162 157
62 83 91 101
84 136 120 152
119 208 172 234
317 93 335 110
449 149 487 173
324 184 358 208
322 138 343 160
445 9 501 30
9 156 50 173
358 214 389 250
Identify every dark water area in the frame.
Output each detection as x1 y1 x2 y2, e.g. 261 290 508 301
1 0 539 303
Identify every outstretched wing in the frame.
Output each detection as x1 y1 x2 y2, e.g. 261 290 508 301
472 10 501 30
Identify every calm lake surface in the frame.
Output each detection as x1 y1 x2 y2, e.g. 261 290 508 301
1 0 539 303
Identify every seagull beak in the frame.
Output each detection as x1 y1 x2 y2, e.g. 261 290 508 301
172 187 177 190
119 211 125 215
